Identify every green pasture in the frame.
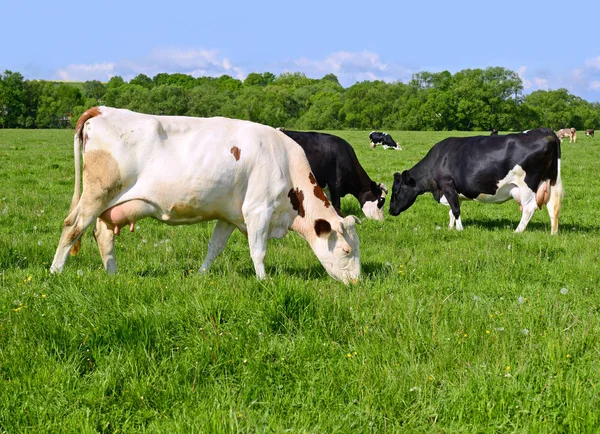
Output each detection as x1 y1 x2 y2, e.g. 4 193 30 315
0 129 599 432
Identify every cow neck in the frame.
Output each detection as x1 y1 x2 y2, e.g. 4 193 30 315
409 153 437 193
288 150 339 241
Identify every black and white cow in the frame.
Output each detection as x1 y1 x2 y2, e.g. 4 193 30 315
282 130 387 221
389 128 563 234
490 128 499 136
369 131 402 150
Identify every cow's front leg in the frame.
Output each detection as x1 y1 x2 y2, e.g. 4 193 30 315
440 184 462 230
199 220 236 274
245 212 272 280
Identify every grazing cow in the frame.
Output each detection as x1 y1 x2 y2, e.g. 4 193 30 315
369 131 402 150
50 107 361 283
282 130 387 221
389 128 563 234
557 127 577 143
490 128 499 136
586 129 594 138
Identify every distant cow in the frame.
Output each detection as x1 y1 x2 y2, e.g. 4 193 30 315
557 127 577 143
586 129 594 138
389 128 563 234
369 131 402 150
282 130 387 221
490 128 499 136
50 107 361 283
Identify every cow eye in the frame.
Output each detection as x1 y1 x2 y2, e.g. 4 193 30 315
378 197 385 208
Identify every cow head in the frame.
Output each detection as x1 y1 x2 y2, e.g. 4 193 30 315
361 182 387 221
310 215 361 283
389 171 419 216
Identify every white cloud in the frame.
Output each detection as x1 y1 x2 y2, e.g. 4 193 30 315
518 59 600 101
285 51 415 86
56 62 116 81
53 48 245 82
517 66 549 91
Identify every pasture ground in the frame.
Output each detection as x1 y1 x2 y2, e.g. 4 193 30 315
1 129 599 432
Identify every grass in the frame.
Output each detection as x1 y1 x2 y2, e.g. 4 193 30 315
1 128 599 432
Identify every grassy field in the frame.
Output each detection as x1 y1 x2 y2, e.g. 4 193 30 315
1 128 599 433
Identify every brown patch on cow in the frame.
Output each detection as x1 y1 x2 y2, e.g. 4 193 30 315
70 239 81 256
288 188 305 217
314 219 332 237
308 172 317 185
82 150 123 204
75 107 101 134
231 146 241 161
313 186 330 208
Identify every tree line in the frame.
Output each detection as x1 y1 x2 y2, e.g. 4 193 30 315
1 67 599 131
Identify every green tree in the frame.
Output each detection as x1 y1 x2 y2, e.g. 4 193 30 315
150 85 188 115
130 74 153 89
0 70 26 128
83 80 106 102
244 72 276 87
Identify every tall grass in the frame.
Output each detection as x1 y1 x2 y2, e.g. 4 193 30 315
1 128 599 432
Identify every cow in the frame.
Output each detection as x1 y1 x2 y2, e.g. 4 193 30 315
50 107 361 283
557 127 577 143
369 131 402 150
586 129 594 138
490 128 499 136
281 130 388 221
389 128 563 234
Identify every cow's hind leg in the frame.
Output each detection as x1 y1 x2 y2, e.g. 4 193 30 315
51 149 123 273
50 200 110 273
546 176 564 235
514 186 537 233
94 218 117 273
199 220 236 274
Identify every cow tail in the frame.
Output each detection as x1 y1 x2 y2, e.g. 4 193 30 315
68 107 101 255
69 127 83 256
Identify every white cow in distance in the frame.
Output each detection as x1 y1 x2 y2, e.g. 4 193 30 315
50 107 361 283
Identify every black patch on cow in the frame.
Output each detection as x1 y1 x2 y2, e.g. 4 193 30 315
314 219 331 236
288 188 305 217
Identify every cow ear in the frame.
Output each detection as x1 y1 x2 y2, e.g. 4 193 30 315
402 170 416 187
344 215 362 226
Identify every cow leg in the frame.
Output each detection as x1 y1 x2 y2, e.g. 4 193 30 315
50 200 110 273
514 187 537 233
199 220 236 273
51 150 123 273
546 177 564 235
93 218 117 273
330 188 343 217
245 212 272 280
441 185 462 230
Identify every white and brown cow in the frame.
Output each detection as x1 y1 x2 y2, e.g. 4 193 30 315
557 127 577 143
585 129 594 138
50 107 361 283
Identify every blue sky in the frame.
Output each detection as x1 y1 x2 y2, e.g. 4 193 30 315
3 0 600 101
